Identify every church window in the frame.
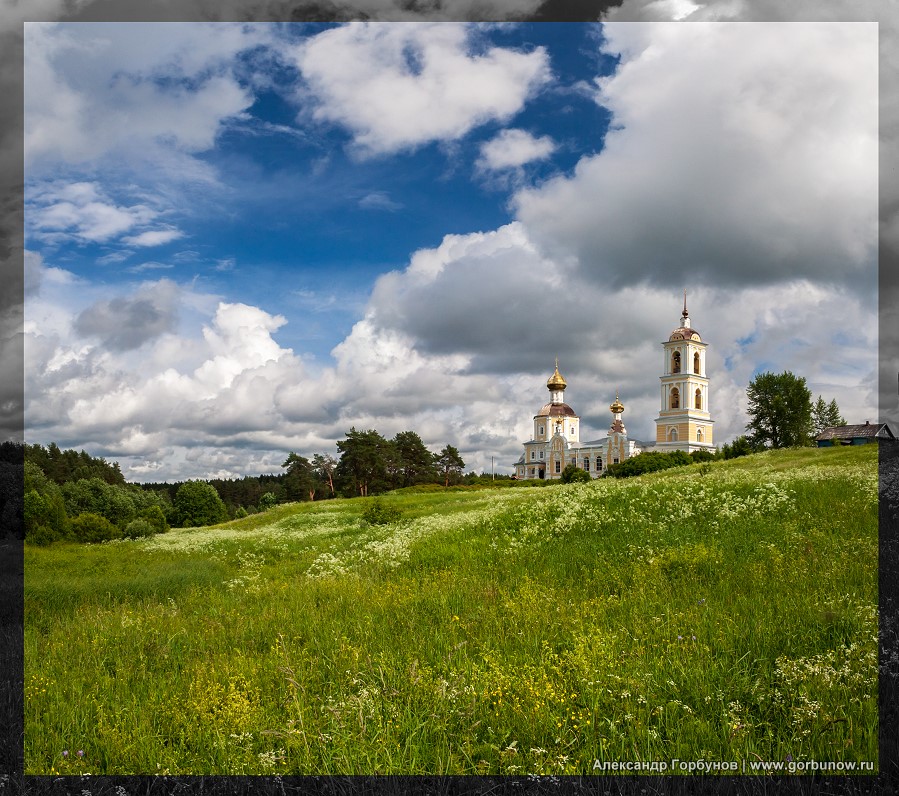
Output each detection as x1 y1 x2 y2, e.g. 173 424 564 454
530 450 535 460
695 388 702 409
613 457 619 464
672 351 681 373
570 427 575 435
669 427 678 441
596 459 603 471
584 458 590 470
539 451 544 459
670 387 680 409
697 428 703 441
539 426 544 435
555 460 561 474
694 352 701 374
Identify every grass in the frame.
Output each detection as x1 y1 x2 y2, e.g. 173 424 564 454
24 445 878 775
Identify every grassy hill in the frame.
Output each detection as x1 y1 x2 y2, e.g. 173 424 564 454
25 445 878 775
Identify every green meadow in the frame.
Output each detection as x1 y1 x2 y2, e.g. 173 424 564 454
25 446 878 776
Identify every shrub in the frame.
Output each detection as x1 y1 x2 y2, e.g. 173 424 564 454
606 451 693 479
174 481 229 528
560 464 591 484
258 492 278 511
140 504 169 534
690 449 716 463
27 524 59 546
361 498 403 526
124 518 155 539
70 513 122 543
234 506 248 519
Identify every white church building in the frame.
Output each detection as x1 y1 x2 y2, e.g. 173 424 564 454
513 298 715 480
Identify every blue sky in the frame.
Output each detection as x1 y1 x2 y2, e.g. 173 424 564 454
23 20 879 481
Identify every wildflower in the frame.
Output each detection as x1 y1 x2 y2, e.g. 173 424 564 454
77 750 84 758
785 754 793 763
62 750 68 758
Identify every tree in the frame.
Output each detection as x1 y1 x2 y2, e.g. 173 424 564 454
812 395 846 437
436 445 465 487
746 371 813 449
312 454 337 498
174 481 228 527
283 453 317 501
392 431 439 488
335 428 393 497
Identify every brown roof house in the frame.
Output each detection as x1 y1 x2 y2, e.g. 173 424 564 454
816 421 896 446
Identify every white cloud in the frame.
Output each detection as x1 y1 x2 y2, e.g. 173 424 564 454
358 191 404 211
289 22 551 156
27 181 158 245
514 22 878 293
122 229 185 247
24 22 263 172
476 128 556 172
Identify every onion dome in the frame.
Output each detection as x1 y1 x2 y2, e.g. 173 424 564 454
546 358 567 391
535 402 578 418
669 290 702 341
610 391 624 415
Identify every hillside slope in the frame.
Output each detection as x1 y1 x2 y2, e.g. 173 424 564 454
25 446 878 775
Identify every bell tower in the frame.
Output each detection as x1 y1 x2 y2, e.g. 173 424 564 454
654 292 714 452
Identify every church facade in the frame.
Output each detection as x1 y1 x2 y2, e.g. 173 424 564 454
512 298 714 480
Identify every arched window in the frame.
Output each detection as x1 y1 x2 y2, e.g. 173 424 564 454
596 458 603 471
693 352 701 374
697 428 703 441
670 387 680 409
672 351 681 373
695 388 702 409
669 427 678 441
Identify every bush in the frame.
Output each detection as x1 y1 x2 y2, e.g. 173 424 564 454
361 498 403 526
24 488 70 543
234 506 248 519
70 513 122 543
690 449 716 463
560 464 591 483
140 504 169 534
258 492 278 511
606 451 693 479
27 524 60 546
174 481 229 528
124 518 155 539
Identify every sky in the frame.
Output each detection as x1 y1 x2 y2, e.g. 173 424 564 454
20 14 880 482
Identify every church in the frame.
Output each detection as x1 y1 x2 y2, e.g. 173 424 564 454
513 297 715 479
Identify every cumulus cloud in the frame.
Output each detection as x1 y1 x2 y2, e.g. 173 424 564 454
514 23 878 293
476 127 556 172
289 22 552 156
24 22 264 174
73 280 181 351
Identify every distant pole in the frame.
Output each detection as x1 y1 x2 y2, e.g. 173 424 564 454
492 456 495 480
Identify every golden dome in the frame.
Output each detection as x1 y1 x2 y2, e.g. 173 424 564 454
546 358 567 391
610 390 624 415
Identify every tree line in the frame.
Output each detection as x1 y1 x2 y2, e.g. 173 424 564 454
9 371 850 543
